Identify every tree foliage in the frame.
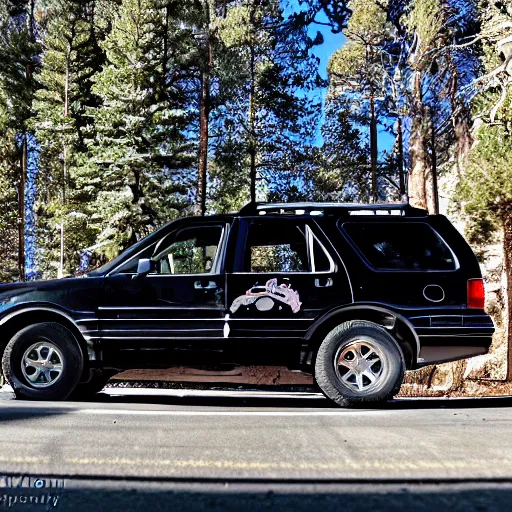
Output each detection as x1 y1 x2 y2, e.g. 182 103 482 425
0 0 510 283
86 0 196 252
33 0 108 276
210 0 324 207
457 1 512 246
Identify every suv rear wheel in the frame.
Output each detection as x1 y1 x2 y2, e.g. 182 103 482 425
2 322 83 401
315 321 405 407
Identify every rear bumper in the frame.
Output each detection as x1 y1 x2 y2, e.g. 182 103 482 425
408 312 495 366
416 335 493 366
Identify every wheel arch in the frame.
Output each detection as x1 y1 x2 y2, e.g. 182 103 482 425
0 307 90 375
303 305 419 370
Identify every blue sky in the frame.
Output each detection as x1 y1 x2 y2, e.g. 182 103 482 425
300 5 395 152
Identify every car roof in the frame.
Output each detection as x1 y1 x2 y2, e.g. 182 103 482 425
236 202 428 218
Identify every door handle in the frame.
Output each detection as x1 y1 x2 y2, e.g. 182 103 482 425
194 280 218 290
315 277 333 288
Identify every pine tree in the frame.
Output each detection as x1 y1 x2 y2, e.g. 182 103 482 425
0 0 42 280
328 0 390 202
86 0 196 252
402 0 479 212
189 0 214 216
327 0 480 210
212 0 323 205
314 96 370 202
404 0 447 213
456 1 512 380
33 0 109 277
181 0 243 216
0 121 19 282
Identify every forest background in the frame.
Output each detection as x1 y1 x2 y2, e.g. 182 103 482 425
1 0 512 389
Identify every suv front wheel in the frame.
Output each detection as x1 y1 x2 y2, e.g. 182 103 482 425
315 321 405 407
2 322 84 401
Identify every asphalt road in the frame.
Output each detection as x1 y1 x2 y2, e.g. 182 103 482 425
1 387 512 510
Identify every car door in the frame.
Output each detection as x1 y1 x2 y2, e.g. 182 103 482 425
99 221 230 366
225 216 352 365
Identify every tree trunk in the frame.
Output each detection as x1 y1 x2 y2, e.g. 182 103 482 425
248 41 256 203
18 136 26 282
453 108 473 176
58 52 70 279
369 84 378 203
17 2 37 282
408 120 428 209
198 69 210 216
447 54 473 176
198 5 212 216
502 204 512 381
408 72 430 210
397 116 406 199
426 111 439 214
29 0 35 40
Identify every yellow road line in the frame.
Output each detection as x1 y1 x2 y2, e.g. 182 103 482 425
1 454 510 474
63 457 512 472
0 456 50 464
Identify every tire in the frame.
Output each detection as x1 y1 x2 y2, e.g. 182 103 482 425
315 321 405 408
70 370 115 400
2 322 84 401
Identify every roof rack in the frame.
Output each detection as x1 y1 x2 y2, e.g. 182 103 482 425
238 202 428 217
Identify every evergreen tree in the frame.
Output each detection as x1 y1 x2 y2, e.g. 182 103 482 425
86 0 196 252
212 0 323 205
403 0 449 213
0 121 19 282
314 96 370 202
33 0 109 277
188 0 214 216
402 0 479 212
0 0 42 280
457 122 512 379
328 0 390 202
456 1 512 380
181 0 248 215
326 0 480 210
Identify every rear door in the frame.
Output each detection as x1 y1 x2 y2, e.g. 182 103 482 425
225 216 352 364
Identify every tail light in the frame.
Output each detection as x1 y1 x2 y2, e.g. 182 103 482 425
467 279 485 309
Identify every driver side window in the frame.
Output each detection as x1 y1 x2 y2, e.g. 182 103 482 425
153 226 223 275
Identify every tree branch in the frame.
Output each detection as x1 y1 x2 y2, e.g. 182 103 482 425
490 81 509 122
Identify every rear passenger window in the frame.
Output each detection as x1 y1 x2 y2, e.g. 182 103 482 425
342 222 456 271
245 221 308 273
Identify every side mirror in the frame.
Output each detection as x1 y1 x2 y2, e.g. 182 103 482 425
136 258 153 276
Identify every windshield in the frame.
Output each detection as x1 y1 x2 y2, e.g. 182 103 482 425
86 224 173 277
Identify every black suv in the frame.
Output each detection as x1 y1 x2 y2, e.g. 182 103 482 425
0 202 495 406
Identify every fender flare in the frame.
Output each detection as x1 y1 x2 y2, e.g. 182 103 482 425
0 305 92 362
305 304 421 360
0 305 79 327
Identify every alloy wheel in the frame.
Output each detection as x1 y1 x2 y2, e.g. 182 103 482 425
21 341 65 388
334 340 384 393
